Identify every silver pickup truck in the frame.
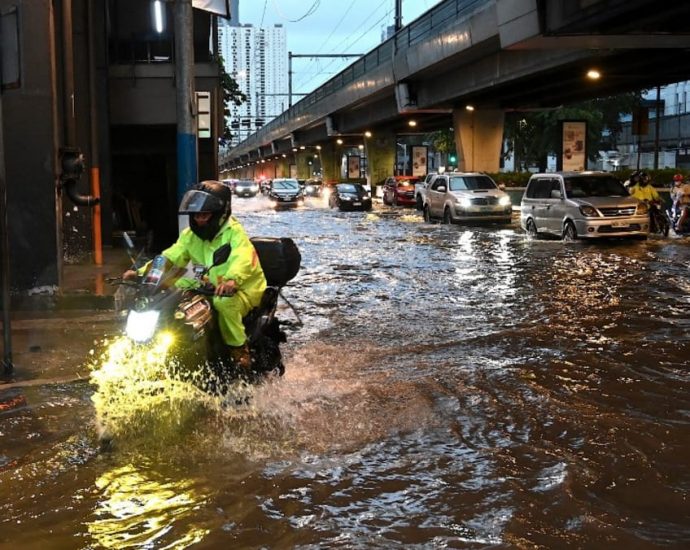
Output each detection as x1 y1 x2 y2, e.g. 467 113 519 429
414 172 437 210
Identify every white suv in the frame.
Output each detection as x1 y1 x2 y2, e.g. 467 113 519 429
422 172 512 224
520 171 649 240
414 172 437 210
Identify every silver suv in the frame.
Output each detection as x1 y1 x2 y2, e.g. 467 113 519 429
422 172 512 223
520 171 649 240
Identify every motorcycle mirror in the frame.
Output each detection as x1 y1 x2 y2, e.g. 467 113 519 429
212 244 232 267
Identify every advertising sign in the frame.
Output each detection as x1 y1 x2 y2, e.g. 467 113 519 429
561 121 587 171
412 146 428 177
347 155 361 178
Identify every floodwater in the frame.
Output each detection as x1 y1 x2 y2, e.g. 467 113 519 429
1 194 689 548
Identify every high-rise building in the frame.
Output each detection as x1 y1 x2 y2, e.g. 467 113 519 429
218 22 288 146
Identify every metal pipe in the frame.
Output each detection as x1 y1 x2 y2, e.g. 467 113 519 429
87 0 102 264
0 87 13 374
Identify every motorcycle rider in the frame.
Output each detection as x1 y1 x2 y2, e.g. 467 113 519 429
671 175 690 232
628 170 664 232
123 180 266 369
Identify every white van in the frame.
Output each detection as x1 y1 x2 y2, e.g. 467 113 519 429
520 172 649 240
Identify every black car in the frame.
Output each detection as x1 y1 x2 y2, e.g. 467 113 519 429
268 178 304 208
328 183 372 211
234 179 259 198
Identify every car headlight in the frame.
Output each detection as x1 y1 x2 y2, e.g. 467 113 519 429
498 196 511 206
579 205 599 217
125 310 160 342
636 202 649 215
251 185 259 192
456 197 472 208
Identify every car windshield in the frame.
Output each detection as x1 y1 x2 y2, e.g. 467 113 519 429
237 181 253 187
273 180 299 190
564 176 627 198
337 184 359 193
448 176 497 191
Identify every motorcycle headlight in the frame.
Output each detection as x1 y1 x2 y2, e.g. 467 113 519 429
125 310 160 342
579 205 599 217
498 195 511 206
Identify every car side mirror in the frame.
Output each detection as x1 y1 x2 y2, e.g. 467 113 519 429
498 183 506 191
550 189 562 199
436 185 447 192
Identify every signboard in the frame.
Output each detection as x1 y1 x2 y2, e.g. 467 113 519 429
347 155 361 178
561 121 586 171
412 146 428 177
192 0 230 18
196 91 211 139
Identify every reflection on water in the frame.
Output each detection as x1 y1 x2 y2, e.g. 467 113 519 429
88 462 209 549
1 199 689 548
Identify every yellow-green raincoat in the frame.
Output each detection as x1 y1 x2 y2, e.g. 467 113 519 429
162 217 266 346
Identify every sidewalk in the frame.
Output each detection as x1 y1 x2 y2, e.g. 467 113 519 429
2 246 133 385
11 246 133 312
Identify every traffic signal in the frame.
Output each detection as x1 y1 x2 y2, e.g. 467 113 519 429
449 154 457 164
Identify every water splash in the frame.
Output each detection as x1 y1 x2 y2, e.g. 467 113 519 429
88 334 236 444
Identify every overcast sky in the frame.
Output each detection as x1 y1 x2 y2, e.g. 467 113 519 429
238 0 441 94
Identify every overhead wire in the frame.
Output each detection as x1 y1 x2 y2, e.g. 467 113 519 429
271 0 321 23
294 0 393 92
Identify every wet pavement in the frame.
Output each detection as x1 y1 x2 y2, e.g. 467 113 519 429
1 194 689 548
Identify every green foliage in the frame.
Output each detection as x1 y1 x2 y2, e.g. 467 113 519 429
425 128 455 154
216 55 247 142
503 92 644 171
489 168 686 188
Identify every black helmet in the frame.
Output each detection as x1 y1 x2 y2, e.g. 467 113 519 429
180 181 232 241
629 170 642 185
179 180 232 215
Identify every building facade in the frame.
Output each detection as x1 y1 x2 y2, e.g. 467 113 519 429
218 22 288 148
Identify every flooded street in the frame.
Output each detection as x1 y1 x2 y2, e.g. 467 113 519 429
2 195 690 548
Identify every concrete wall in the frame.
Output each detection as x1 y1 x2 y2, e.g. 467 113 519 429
1 0 61 291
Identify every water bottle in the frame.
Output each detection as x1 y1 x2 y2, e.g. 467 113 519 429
144 255 166 286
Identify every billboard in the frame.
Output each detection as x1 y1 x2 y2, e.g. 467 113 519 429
412 146 428 177
561 121 586 171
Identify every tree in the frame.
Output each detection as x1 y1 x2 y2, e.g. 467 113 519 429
503 91 643 171
216 55 247 144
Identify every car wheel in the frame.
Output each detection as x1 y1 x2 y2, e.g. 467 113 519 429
423 205 432 223
415 196 423 210
525 218 538 238
443 207 453 224
563 220 578 241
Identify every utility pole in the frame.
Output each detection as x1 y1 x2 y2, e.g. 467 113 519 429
654 85 661 170
394 0 403 31
175 0 197 214
288 53 364 107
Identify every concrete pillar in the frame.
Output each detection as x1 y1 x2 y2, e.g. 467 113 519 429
295 151 312 179
366 131 396 195
452 108 504 172
274 157 289 178
319 142 340 182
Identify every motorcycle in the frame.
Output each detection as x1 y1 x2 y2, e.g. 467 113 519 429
647 201 671 237
667 204 690 236
115 235 302 392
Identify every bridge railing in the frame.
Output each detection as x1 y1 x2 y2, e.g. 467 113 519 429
236 0 487 154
